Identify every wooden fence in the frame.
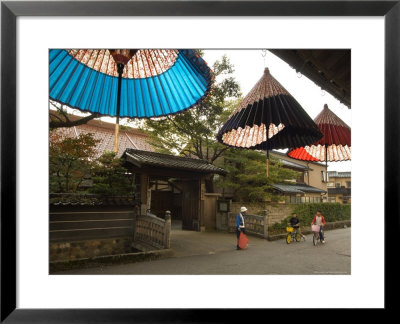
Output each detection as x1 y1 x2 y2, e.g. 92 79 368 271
50 207 135 242
228 212 268 239
134 212 171 249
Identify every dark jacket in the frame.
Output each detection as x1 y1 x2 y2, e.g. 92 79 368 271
289 217 300 227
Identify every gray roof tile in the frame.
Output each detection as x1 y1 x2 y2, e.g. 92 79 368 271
124 149 227 175
273 183 326 194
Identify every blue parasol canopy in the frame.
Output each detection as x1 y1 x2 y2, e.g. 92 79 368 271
49 49 213 118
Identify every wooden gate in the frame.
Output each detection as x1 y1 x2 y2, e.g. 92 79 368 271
151 191 182 220
181 179 200 230
151 191 173 218
204 194 219 230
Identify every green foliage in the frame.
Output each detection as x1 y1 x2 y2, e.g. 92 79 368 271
271 203 351 230
49 131 99 193
140 54 241 164
88 151 136 196
215 149 300 202
50 132 135 196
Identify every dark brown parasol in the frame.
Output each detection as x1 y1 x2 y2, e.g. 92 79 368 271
216 67 323 176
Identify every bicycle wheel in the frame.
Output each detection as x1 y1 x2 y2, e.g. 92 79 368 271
286 234 292 244
313 234 317 246
296 233 302 242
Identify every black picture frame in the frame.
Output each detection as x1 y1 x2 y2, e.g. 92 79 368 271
1 0 397 321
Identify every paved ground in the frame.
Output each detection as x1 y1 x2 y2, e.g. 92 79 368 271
57 227 351 275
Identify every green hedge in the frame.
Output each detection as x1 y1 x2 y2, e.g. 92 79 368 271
270 203 351 230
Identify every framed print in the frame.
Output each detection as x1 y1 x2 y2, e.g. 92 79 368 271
1 0 397 321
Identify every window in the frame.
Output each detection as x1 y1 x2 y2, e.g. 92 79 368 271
336 183 341 188
327 182 335 187
346 181 351 188
321 171 325 183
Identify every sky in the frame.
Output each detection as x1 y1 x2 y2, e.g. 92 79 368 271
56 49 352 173
202 49 352 172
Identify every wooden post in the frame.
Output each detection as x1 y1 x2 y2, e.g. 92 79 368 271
132 210 136 242
113 62 124 153
200 178 205 232
140 173 149 216
113 122 120 153
164 210 171 249
263 210 269 240
325 144 328 182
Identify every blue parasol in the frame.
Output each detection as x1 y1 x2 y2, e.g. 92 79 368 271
49 49 213 151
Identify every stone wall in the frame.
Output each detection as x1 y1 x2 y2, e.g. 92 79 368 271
230 202 295 226
50 237 134 262
49 202 171 263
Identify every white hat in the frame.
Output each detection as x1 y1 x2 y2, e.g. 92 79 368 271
240 206 247 212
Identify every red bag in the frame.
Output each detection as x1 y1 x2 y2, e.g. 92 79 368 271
238 232 249 249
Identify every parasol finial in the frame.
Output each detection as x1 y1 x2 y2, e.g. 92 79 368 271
264 67 270 74
110 49 138 65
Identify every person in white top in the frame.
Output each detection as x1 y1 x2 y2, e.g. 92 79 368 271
236 206 247 250
311 210 326 243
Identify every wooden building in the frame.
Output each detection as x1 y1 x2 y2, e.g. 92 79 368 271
122 148 226 231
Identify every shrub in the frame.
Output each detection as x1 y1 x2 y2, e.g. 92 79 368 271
271 203 351 231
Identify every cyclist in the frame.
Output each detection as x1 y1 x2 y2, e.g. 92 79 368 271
289 212 305 240
311 210 326 243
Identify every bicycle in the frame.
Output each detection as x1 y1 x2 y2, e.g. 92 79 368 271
286 225 304 244
311 224 326 246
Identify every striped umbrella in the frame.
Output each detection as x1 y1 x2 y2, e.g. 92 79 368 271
216 67 322 176
287 104 351 180
49 49 213 152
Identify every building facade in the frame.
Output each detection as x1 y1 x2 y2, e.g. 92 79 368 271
327 171 351 204
269 151 328 203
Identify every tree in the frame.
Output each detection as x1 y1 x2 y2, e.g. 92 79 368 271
49 101 100 130
140 54 241 164
49 131 99 193
215 149 301 202
89 152 136 196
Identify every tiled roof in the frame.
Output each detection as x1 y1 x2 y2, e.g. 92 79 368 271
52 115 154 157
273 183 326 194
279 159 311 171
328 171 351 178
124 148 227 175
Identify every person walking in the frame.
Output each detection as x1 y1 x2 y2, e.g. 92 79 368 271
236 206 247 250
311 210 326 243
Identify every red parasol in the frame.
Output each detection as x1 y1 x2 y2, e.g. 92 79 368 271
288 104 351 180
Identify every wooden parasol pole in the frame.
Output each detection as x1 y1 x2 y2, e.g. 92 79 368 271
113 62 124 153
266 125 270 177
325 144 328 182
